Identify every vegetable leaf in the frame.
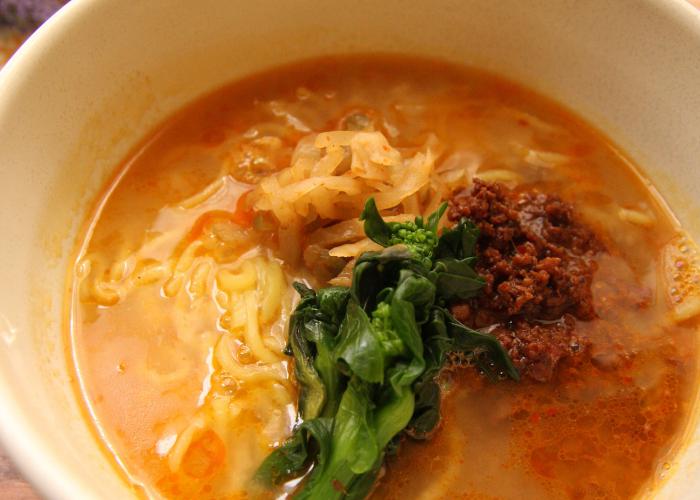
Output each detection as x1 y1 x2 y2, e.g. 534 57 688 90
255 417 333 487
359 198 392 246
435 217 480 260
444 311 520 382
335 300 386 384
361 198 444 269
255 198 518 498
288 283 328 420
426 202 448 233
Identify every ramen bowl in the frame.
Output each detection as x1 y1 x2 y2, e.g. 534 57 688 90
1 0 700 498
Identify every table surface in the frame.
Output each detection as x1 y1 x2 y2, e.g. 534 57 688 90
2 1 700 498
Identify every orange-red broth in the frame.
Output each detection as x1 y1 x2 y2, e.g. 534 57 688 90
69 56 698 499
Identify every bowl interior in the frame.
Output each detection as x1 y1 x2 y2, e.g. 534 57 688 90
1 0 699 498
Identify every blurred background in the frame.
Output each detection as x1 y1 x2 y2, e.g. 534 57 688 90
0 0 66 65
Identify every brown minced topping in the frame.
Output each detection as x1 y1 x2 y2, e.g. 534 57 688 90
448 180 603 382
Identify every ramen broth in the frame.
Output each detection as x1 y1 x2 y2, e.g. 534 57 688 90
69 56 698 499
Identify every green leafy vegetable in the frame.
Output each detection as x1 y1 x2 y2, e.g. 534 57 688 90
361 198 446 269
445 311 519 381
335 300 386 383
287 283 350 420
254 418 333 487
255 198 518 498
430 217 485 300
287 283 328 420
434 215 479 260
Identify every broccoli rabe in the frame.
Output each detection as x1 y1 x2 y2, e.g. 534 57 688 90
370 300 405 357
360 198 447 268
255 197 518 499
387 222 438 268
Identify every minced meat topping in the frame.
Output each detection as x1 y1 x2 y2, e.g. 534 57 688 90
448 180 604 381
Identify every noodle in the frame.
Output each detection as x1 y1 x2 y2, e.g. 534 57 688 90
243 290 280 364
216 262 257 293
214 334 288 384
76 175 298 486
73 125 460 492
91 280 120 306
257 259 285 324
131 259 169 286
70 56 699 500
178 177 225 209
168 415 207 472
189 260 213 298
162 273 184 298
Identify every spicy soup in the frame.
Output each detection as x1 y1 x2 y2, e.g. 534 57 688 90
68 56 699 499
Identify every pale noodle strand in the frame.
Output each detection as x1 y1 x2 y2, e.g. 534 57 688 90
79 183 297 483
175 240 203 273
163 240 203 297
209 395 240 447
108 256 135 282
257 258 285 324
228 299 247 330
162 273 184 298
243 290 280 364
78 256 121 306
214 334 288 384
216 261 257 293
189 259 213 298
91 280 121 306
178 177 225 209
262 335 286 354
130 260 170 286
168 415 207 472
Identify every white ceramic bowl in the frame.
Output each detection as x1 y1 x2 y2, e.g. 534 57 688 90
1 0 700 498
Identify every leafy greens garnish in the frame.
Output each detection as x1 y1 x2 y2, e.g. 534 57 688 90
255 198 519 498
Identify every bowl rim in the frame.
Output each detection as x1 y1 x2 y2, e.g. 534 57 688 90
0 2 120 498
1 0 700 498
